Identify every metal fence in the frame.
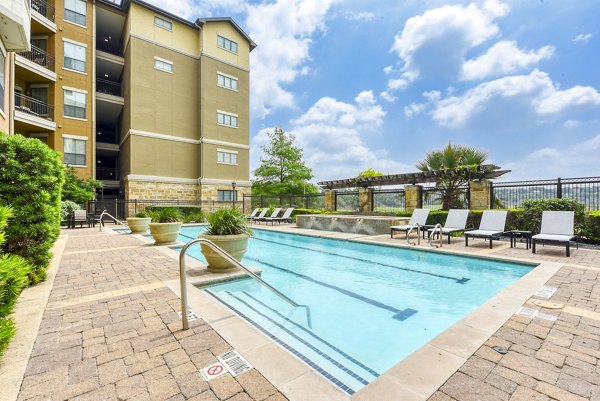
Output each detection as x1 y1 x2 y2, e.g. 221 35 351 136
335 191 359 212
372 189 405 213
422 186 470 210
87 199 206 220
491 177 600 210
242 194 325 213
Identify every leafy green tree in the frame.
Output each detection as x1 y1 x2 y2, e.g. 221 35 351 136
416 143 487 209
252 128 317 195
62 166 102 205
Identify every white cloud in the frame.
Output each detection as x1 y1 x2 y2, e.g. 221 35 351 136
387 0 509 90
461 40 554 81
407 70 600 128
343 11 375 22
247 0 336 118
501 134 600 180
573 33 593 43
380 91 396 103
251 91 411 182
144 0 247 20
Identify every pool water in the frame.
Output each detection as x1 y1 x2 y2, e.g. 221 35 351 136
175 227 533 394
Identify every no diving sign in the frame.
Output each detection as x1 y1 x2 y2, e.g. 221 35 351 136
200 362 227 381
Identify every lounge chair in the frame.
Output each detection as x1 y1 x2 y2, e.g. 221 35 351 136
265 208 294 225
255 207 281 224
427 209 469 244
464 210 507 249
250 208 268 223
390 208 430 239
532 211 576 257
245 208 260 220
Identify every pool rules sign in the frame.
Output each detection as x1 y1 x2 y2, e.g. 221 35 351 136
200 362 227 381
200 350 253 381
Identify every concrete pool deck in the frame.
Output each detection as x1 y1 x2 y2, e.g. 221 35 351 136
1 225 599 400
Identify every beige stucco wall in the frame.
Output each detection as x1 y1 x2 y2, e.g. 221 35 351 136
200 22 250 69
128 134 199 179
201 142 249 181
0 43 8 133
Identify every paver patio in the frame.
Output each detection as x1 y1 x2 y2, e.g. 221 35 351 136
1 226 599 400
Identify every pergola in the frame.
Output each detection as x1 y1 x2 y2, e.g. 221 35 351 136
318 164 510 190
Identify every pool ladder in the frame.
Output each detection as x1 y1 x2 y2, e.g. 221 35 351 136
428 224 443 248
179 238 313 330
406 223 420 245
98 210 124 231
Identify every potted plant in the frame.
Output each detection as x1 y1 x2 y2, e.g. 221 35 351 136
127 211 152 233
148 207 183 244
200 207 252 273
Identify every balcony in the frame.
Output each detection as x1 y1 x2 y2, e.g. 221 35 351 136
97 39 122 57
14 92 56 131
15 44 57 81
30 0 56 32
97 167 118 180
31 0 54 22
97 79 121 97
17 45 55 70
0 0 31 50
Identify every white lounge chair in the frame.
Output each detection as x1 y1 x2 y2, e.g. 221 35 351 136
464 210 507 249
250 208 268 223
427 209 470 244
245 208 260 220
265 208 294 225
390 208 430 239
532 211 576 257
255 207 281 224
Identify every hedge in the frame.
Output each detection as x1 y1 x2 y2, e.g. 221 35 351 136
0 133 64 284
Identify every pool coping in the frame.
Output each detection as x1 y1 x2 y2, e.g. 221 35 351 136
107 224 565 401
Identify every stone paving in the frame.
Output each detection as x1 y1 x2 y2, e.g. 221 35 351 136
15 228 287 401
6 227 600 401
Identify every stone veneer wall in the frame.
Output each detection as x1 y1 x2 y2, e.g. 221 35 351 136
469 180 491 210
199 184 251 211
125 180 199 201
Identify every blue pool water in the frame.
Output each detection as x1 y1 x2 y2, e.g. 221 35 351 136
174 226 533 394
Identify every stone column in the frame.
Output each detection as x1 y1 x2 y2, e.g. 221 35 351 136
324 189 336 211
358 187 373 214
469 180 491 210
405 185 423 212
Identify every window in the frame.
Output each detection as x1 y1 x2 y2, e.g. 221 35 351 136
217 150 238 165
64 89 86 119
0 50 5 114
217 35 238 54
217 73 238 91
217 111 238 128
64 41 86 72
64 0 86 26
154 16 172 30
217 190 237 202
154 57 173 73
64 137 87 165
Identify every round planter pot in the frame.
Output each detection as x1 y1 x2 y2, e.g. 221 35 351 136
200 233 249 273
149 222 182 244
127 217 152 234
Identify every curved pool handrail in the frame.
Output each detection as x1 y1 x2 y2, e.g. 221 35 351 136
179 238 312 330
98 209 123 231
428 223 442 248
406 222 420 246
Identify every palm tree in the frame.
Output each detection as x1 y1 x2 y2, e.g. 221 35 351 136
416 143 487 209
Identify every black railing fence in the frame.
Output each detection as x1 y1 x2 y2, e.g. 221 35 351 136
243 193 325 213
491 177 600 210
17 45 55 71
335 191 359 212
87 199 204 220
97 79 122 96
372 189 405 213
32 0 55 22
14 92 54 120
422 185 470 211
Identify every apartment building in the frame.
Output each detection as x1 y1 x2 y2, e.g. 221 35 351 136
0 0 255 206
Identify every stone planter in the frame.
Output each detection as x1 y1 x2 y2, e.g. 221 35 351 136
149 222 182 244
127 217 152 234
199 233 249 273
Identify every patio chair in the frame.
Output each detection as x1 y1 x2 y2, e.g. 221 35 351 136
71 209 90 228
245 208 260 220
255 208 281 224
390 208 430 239
427 209 470 244
532 211 576 257
249 208 269 223
464 210 507 249
265 208 295 225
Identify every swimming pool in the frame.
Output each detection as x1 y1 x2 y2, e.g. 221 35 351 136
175 226 533 395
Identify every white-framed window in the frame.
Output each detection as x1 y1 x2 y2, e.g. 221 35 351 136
217 35 238 54
0 46 5 115
63 135 87 166
217 190 237 202
64 0 86 26
64 89 86 119
217 149 238 165
154 57 173 73
217 72 238 91
154 16 172 31
217 111 238 128
64 41 86 72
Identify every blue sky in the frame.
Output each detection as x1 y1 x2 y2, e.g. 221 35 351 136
151 0 600 183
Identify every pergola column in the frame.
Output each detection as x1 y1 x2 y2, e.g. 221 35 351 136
405 185 423 212
324 189 336 211
469 180 491 210
358 187 373 213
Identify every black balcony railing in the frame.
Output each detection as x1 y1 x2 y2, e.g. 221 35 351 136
97 39 122 56
97 167 118 180
97 79 122 97
17 45 55 71
31 0 55 22
14 92 54 120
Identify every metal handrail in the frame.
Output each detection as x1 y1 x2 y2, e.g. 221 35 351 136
98 209 123 231
406 222 420 246
428 223 443 248
179 238 312 330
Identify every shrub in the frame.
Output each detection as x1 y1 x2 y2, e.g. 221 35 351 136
61 200 81 221
581 211 600 243
147 207 182 223
183 210 205 223
205 208 252 236
0 133 64 283
62 166 102 205
134 211 149 218
520 198 586 233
